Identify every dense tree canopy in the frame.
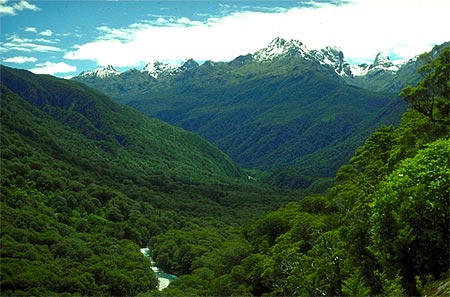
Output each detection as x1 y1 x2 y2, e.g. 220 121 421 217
147 43 450 297
0 66 297 295
1 44 448 296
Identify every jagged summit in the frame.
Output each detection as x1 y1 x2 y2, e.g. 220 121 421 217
141 60 178 78
251 38 405 78
310 46 353 77
252 37 354 77
253 37 308 62
179 58 199 71
80 65 120 79
77 59 200 80
349 52 399 77
141 58 199 78
370 52 398 71
74 38 406 82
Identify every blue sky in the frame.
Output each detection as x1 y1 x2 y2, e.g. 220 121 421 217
1 0 449 78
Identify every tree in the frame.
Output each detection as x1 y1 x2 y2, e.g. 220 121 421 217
400 47 449 123
369 139 450 295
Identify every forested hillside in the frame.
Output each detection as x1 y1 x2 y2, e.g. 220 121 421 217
142 44 450 297
1 46 448 297
73 40 409 178
0 66 297 295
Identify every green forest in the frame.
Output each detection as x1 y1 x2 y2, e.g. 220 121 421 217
144 48 450 296
1 47 449 297
74 47 408 178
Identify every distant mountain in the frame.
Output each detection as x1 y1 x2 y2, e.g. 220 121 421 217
72 39 448 177
252 37 353 77
345 42 450 92
79 64 121 78
74 39 448 91
344 52 416 92
139 59 199 78
80 38 400 83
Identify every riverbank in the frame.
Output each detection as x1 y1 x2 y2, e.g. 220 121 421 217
140 248 177 291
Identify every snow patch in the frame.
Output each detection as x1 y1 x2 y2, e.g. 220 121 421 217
253 37 308 62
80 65 120 78
141 60 179 78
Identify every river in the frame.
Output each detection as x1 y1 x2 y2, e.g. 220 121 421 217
140 247 177 291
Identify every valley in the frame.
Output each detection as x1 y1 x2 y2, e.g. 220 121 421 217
1 41 449 296
72 38 423 180
0 65 298 295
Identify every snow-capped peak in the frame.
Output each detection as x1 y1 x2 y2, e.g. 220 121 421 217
370 52 395 69
253 37 309 62
179 58 199 71
350 63 371 76
253 38 353 76
80 65 120 79
310 46 353 77
251 38 404 79
141 60 178 78
141 59 198 78
349 52 399 77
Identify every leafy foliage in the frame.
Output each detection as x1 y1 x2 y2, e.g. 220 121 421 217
370 139 450 292
401 46 450 122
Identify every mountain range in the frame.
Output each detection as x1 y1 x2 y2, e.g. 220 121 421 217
75 37 428 92
1 39 448 296
72 38 446 179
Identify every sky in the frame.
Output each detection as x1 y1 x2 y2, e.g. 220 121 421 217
1 0 449 78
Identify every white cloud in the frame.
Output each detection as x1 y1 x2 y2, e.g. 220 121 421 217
65 39 142 67
64 0 450 67
35 38 58 44
24 27 55 37
3 56 37 63
39 29 53 37
0 0 15 15
29 61 77 75
0 0 40 16
13 0 39 11
1 35 61 52
24 27 37 33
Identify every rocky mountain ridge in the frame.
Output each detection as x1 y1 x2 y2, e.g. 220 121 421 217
79 64 121 79
75 37 409 86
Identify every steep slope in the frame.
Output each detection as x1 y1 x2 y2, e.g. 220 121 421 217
144 56 403 177
73 38 407 177
0 66 292 295
1 66 242 181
